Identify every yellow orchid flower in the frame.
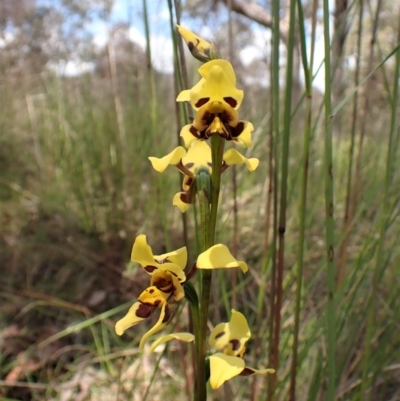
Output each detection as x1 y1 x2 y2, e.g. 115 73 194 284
208 310 275 389
149 142 259 212
147 310 274 389
115 235 187 349
176 25 219 62
177 60 254 147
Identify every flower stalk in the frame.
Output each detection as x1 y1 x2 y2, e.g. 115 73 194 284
115 24 272 401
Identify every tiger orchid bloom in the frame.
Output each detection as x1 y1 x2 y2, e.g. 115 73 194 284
115 235 187 350
148 310 274 389
149 141 259 212
208 310 274 389
177 60 254 148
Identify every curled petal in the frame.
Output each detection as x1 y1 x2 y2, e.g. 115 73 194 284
197 244 248 273
190 65 243 111
138 286 170 307
131 235 186 282
139 302 171 350
149 146 186 172
209 353 245 389
223 149 259 171
150 332 195 353
131 234 158 268
231 121 254 148
115 302 154 336
156 247 187 270
209 310 251 356
173 192 191 213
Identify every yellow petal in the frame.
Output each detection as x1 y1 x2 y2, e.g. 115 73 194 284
190 64 243 110
148 146 187 172
131 235 186 282
156 246 187 270
176 79 205 107
232 121 254 148
139 303 169 350
176 89 190 102
197 244 248 273
150 332 195 353
138 286 170 306
209 310 251 356
173 192 191 213
180 124 199 148
131 234 156 267
115 302 153 336
182 141 212 173
176 25 213 61
198 60 237 85
209 353 245 389
151 270 174 292
223 149 259 171
171 275 185 302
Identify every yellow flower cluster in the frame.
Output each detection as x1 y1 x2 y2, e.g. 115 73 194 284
115 25 274 392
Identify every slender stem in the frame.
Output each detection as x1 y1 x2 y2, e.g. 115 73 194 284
337 0 364 287
322 0 336 397
361 8 400 400
267 0 280 397
289 0 315 398
196 135 224 401
273 0 296 386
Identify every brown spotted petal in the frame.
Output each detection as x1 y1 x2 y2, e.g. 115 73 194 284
138 303 172 350
192 102 239 134
138 286 170 307
115 301 155 336
209 310 250 357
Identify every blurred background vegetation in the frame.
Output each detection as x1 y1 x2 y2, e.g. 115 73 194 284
0 0 399 400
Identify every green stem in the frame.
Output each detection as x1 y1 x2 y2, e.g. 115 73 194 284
289 0 314 398
322 0 336 397
195 135 224 401
360 10 400 399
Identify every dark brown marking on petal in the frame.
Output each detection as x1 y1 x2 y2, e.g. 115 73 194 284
207 162 212 167
224 97 237 108
195 97 210 108
136 303 154 318
168 270 178 278
214 331 225 339
148 288 155 294
144 265 157 273
185 162 194 169
186 177 193 187
153 277 171 289
240 367 254 377
189 126 202 139
162 305 172 323
230 121 245 139
230 339 241 351
188 42 195 52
